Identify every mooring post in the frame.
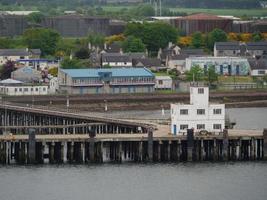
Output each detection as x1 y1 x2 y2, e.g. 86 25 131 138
263 129 267 160
89 127 96 162
187 129 194 162
148 129 153 162
223 129 229 161
28 128 36 164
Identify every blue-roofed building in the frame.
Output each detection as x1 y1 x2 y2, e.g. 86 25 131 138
58 67 155 94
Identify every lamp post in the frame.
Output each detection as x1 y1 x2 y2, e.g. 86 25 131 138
66 95 69 112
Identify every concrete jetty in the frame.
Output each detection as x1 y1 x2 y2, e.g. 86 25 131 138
0 127 265 164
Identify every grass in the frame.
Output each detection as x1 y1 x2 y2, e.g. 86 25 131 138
169 7 267 17
102 5 267 17
218 76 254 83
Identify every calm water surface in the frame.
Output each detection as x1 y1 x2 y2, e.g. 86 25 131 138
0 162 267 200
0 108 267 200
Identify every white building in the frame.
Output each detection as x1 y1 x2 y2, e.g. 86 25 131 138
171 86 225 135
49 77 59 94
0 79 49 96
155 76 172 90
185 56 250 76
0 49 41 65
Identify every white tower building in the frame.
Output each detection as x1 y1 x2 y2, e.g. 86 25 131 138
171 86 225 135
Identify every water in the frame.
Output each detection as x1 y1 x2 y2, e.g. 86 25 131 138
1 108 267 200
95 107 267 130
0 162 266 200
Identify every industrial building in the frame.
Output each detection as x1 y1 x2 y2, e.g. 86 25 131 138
185 56 250 76
171 86 225 135
174 13 233 35
58 68 155 94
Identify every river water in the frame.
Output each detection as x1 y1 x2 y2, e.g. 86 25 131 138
0 108 267 200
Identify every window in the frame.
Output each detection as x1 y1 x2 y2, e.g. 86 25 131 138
35 88 38 91
158 80 163 85
31 88 33 91
24 88 28 92
198 88 204 94
197 109 205 115
19 88 22 92
213 124 222 129
43 88 46 91
213 109 222 115
180 109 188 115
197 124 205 130
258 70 265 75
180 124 188 130
15 88 17 92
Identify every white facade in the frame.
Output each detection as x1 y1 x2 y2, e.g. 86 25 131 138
49 77 59 94
251 69 267 76
0 85 49 96
102 61 132 67
171 87 225 135
155 76 172 90
0 55 30 65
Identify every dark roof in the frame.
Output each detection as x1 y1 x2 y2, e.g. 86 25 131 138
133 58 161 67
105 43 121 53
30 49 41 55
125 52 146 60
0 49 30 56
248 58 267 70
215 42 241 50
180 48 207 56
102 53 131 63
169 54 189 60
182 13 229 20
246 42 267 50
0 49 41 56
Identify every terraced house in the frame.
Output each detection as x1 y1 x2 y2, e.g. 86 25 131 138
58 68 155 94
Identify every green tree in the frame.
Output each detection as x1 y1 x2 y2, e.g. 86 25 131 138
130 4 154 17
87 34 105 47
191 31 203 48
26 12 45 24
23 28 61 56
207 28 227 49
185 65 204 81
125 22 178 54
60 57 90 69
205 66 218 85
122 36 145 53
252 32 263 42
74 47 90 59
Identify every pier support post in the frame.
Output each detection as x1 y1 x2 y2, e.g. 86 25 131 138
28 128 36 164
89 128 96 162
49 142 55 164
263 129 267 160
147 129 153 162
187 129 194 162
222 129 229 161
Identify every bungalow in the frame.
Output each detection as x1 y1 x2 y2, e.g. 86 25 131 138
155 76 173 90
248 58 267 76
214 42 243 57
0 79 48 96
16 59 59 70
58 67 155 94
101 53 132 67
132 58 162 70
0 48 41 64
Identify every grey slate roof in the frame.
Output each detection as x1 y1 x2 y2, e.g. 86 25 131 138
133 58 161 67
0 49 41 56
215 42 241 50
0 49 30 56
248 58 267 70
246 42 267 50
180 48 208 56
102 53 131 63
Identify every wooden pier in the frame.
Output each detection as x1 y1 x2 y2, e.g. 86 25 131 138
0 127 266 164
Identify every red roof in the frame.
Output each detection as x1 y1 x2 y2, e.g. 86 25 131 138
182 13 227 20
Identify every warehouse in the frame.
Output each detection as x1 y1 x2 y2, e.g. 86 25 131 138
58 68 155 94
